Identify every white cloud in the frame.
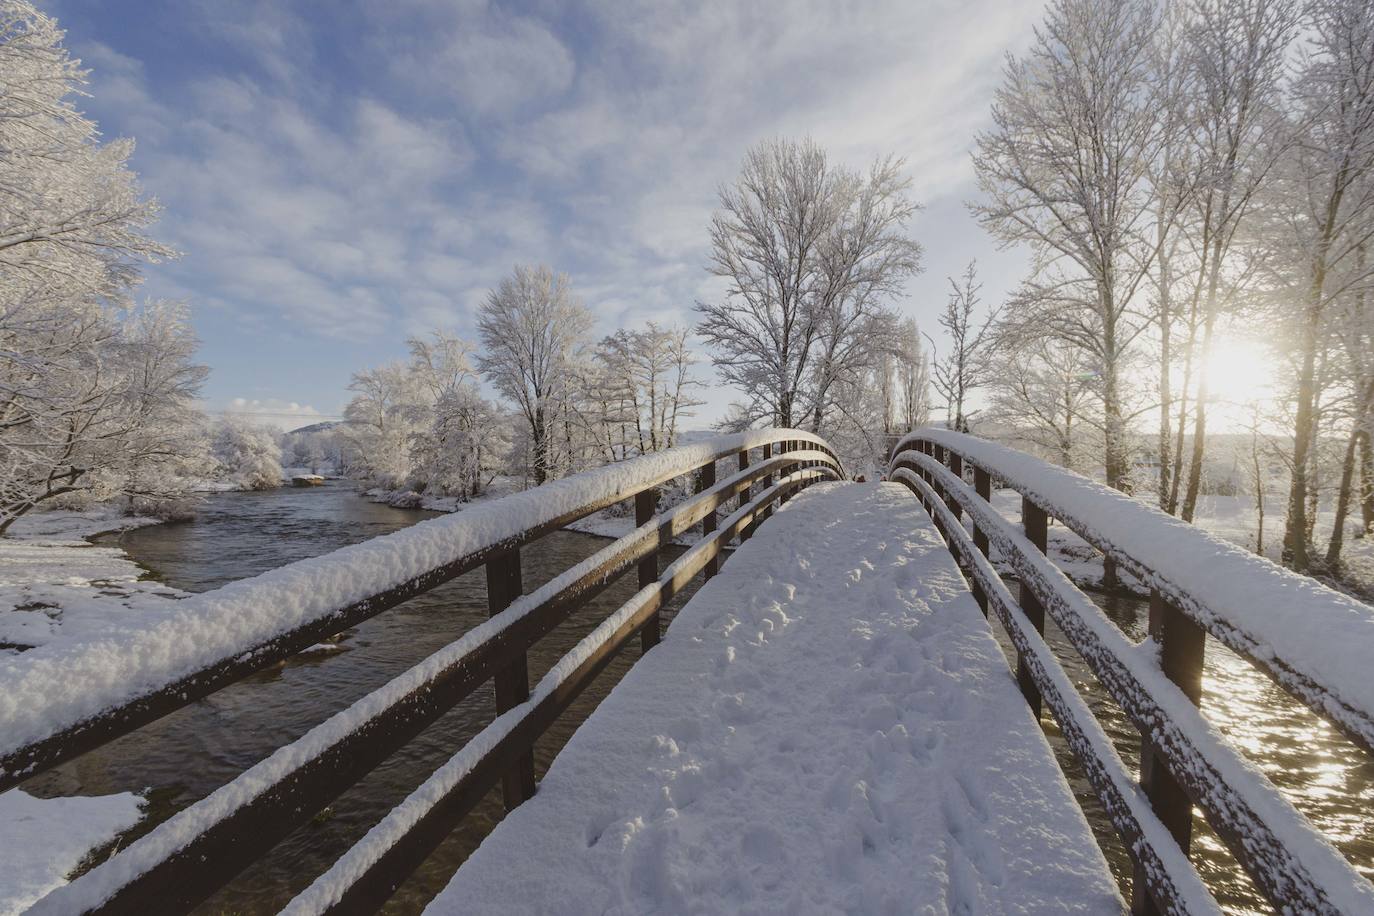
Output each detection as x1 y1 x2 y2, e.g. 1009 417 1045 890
221 398 328 431
72 0 1045 419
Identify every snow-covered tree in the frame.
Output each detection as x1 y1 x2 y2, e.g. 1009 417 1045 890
211 419 283 490
477 265 592 484
0 2 199 532
696 137 922 431
586 323 702 458
1274 0 1374 570
1172 0 1299 522
973 0 1163 491
928 262 999 432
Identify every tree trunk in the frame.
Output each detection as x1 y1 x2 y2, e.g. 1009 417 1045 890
1283 294 1321 571
1361 415 1374 535
1158 284 1173 509
1325 428 1363 569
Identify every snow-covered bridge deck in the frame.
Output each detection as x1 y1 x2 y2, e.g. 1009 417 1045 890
428 482 1122 914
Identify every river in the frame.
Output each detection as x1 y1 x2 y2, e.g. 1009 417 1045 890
25 482 1374 914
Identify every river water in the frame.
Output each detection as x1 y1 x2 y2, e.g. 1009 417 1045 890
27 481 701 914
26 482 1374 914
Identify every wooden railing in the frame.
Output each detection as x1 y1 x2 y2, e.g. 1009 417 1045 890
8 430 843 916
889 429 1374 916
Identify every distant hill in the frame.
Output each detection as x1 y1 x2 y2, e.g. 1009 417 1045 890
286 420 349 435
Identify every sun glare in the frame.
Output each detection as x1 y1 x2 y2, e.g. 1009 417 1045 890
1203 338 1278 430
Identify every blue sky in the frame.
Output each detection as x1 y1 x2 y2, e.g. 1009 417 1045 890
45 0 1039 429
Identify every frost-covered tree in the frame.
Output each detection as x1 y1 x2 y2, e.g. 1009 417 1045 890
987 332 1100 471
1274 0 1374 570
342 362 422 488
211 419 283 490
588 323 702 457
696 137 922 431
1172 0 1299 522
973 0 1163 491
0 2 199 532
477 265 592 484
928 262 999 432
407 331 508 498
892 317 931 434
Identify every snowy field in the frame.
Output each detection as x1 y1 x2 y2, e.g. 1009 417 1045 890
431 483 1120 914
0 509 163 914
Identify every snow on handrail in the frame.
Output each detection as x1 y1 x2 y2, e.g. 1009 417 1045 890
894 428 1374 755
0 429 838 783
890 465 1219 916
892 452 1374 914
30 461 839 916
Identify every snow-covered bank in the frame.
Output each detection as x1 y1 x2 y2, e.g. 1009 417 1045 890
431 483 1120 914
0 789 144 916
0 509 187 656
0 509 160 911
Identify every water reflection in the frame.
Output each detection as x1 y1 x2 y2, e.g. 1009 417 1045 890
1013 585 1374 914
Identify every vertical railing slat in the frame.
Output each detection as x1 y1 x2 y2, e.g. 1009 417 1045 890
1132 588 1206 915
637 488 661 652
1019 498 1048 718
485 548 536 808
737 448 754 541
699 462 719 578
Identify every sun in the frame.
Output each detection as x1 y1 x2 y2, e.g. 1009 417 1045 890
1203 337 1279 430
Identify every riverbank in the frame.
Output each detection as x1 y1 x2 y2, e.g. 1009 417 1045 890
0 508 174 914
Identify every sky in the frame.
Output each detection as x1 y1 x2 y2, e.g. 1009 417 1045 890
44 0 1041 430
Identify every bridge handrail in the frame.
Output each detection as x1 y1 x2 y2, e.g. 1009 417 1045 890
895 428 1374 754
889 430 1374 915
889 465 1217 916
29 451 838 914
0 429 839 788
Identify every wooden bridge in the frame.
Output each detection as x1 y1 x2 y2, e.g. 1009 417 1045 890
3 429 1373 914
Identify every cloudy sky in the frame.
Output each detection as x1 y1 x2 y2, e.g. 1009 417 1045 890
46 0 1041 429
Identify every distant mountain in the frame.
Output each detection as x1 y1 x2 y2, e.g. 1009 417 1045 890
286 420 349 435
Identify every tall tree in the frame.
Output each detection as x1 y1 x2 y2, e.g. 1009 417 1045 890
1277 0 1374 570
973 0 1164 492
696 137 921 430
1176 0 1299 521
477 265 592 484
928 261 999 432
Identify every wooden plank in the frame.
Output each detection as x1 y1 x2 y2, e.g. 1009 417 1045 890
890 465 1211 916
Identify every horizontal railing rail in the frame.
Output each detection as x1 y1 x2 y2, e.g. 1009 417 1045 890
13 430 843 915
889 429 1374 916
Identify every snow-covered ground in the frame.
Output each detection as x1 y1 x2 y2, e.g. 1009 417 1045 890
429 482 1121 914
0 508 163 913
0 789 144 915
0 509 186 656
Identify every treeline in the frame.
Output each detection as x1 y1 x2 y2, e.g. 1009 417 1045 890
328 266 701 499
936 0 1373 574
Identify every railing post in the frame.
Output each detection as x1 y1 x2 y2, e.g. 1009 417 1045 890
698 462 718 578
946 452 963 520
973 468 991 556
1132 589 1205 915
485 548 535 809
738 448 755 541
1019 498 1047 718
637 488 661 652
